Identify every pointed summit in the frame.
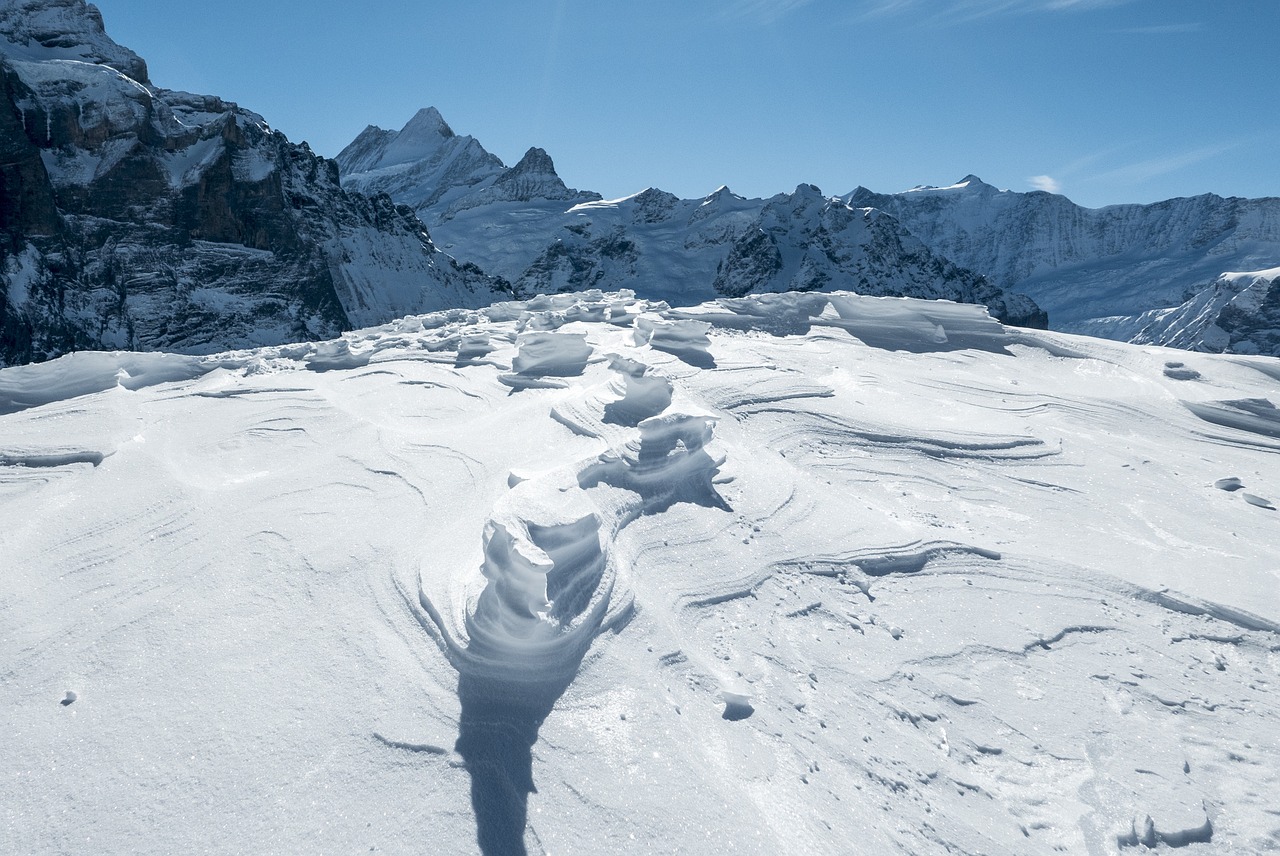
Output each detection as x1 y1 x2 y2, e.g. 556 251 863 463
491 147 581 202
399 107 455 141
955 175 999 192
506 146 557 177
367 106 458 170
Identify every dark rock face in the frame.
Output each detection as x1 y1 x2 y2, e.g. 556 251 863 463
0 1 506 366
710 188 1047 328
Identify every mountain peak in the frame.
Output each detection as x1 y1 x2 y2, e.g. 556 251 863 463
400 106 454 141
489 146 586 203
509 146 557 176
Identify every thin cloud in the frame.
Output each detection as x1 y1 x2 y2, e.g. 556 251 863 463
858 0 1134 23
1113 22 1202 34
1091 143 1239 185
1028 175 1062 193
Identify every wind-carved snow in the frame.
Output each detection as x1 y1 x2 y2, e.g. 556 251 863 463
3 288 1280 855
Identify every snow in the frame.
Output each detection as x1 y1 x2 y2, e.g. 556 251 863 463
2 242 43 308
161 134 224 188
2 289 1279 855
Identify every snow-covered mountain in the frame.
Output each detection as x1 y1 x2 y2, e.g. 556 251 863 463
0 0 507 367
338 107 601 217
337 113 1046 328
1101 266 1280 355
845 178 1280 352
4 289 1278 854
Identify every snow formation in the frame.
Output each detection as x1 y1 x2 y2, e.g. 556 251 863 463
3 289 1279 855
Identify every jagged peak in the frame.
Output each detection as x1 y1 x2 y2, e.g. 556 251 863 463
353 106 466 173
508 146 558 176
0 0 149 82
785 183 828 206
633 187 680 206
702 185 744 204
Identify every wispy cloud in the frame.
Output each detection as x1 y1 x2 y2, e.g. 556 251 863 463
1090 142 1239 185
1113 22 1202 34
859 0 1134 23
1028 175 1062 193
722 0 815 24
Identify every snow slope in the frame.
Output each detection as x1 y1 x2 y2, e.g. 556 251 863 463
3 290 1278 855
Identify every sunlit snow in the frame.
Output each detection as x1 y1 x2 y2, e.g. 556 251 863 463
3 290 1278 855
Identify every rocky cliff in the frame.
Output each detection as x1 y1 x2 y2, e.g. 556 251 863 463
0 0 507 366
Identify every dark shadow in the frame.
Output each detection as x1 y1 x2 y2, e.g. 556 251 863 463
650 343 717 369
455 671 575 856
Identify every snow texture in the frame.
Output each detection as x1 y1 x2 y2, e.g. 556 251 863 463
3 289 1279 855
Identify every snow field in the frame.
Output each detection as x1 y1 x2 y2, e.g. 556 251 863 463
2 290 1279 854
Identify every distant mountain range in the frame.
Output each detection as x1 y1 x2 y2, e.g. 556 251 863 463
1 0 1276 366
847 178 1280 354
340 112 1280 356
336 109 1045 329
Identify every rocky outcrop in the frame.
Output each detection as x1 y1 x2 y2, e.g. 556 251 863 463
0 1 507 366
1111 267 1280 355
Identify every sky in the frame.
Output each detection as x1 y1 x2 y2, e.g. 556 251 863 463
91 0 1277 208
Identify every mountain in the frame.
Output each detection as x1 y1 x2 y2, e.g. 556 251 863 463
337 113 1046 328
4 288 1278 854
1102 265 1279 355
338 107 601 217
0 0 507 367
845 177 1280 352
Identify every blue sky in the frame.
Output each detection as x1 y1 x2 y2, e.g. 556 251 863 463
94 0 1276 208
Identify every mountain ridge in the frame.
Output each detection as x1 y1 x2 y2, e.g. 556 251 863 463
338 110 1046 328
845 177 1280 352
0 0 509 367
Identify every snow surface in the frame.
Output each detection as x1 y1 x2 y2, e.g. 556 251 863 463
2 290 1279 855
